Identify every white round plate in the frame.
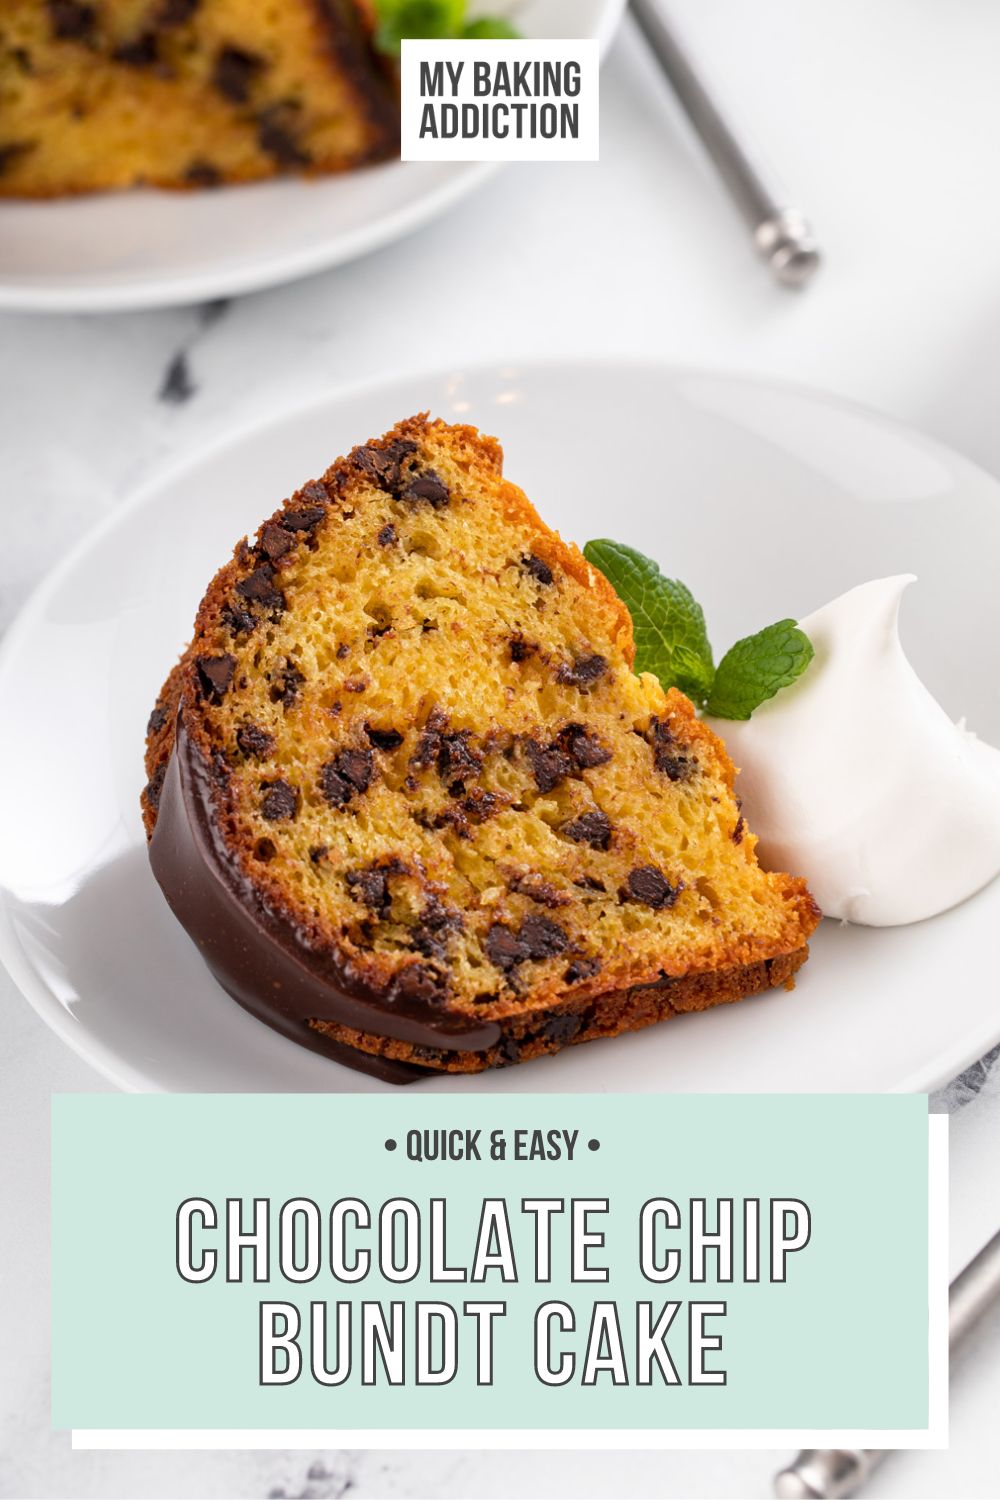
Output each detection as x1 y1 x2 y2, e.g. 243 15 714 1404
0 0 623 313
2 361 998 1094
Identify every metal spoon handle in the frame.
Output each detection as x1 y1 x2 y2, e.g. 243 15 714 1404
630 0 820 286
774 1228 1000 1498
950 1222 1000 1345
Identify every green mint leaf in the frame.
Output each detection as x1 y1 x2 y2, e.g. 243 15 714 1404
583 539 715 702
374 0 467 55
463 17 521 38
705 620 814 720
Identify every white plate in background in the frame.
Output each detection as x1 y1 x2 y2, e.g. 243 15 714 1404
0 0 625 313
1 361 998 1094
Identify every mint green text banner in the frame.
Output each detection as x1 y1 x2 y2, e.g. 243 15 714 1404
51 1093 928 1430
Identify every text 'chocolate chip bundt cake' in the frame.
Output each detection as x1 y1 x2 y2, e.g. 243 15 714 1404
0 1 397 196
143 416 820 1083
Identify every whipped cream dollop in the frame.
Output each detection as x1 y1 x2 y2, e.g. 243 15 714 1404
709 576 1000 925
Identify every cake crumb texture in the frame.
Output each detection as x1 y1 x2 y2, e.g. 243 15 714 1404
0 0 397 196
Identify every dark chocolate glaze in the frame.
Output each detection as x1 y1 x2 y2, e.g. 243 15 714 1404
149 718 501 1085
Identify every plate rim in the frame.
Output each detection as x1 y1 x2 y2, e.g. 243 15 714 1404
0 162 499 314
2 355 999 1095
0 0 627 314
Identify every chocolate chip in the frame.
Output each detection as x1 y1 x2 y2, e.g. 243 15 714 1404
346 866 391 912
257 104 311 168
732 814 745 844
309 845 328 864
646 717 696 782
236 562 285 613
145 764 166 809
411 708 448 769
389 963 447 1007
254 837 276 862
459 788 504 823
486 923 529 973
261 780 297 821
523 738 573 794
559 723 612 770
365 725 404 751
434 787 506 838
344 677 369 693
541 1012 584 1043
352 438 419 496
158 0 200 24
564 958 601 986
260 522 294 560
562 809 611 851
195 653 236 703
557 654 608 689
321 769 351 807
377 523 397 546
438 731 481 783
212 45 264 103
237 723 274 758
509 634 536 663
509 873 570 908
498 1036 522 1065
221 602 256 636
411 897 463 959
575 875 606 893
0 141 36 174
185 160 221 187
269 660 304 709
47 1 96 41
338 749 374 790
283 502 326 531
523 553 553 585
114 32 159 67
321 749 373 807
147 705 168 735
401 469 450 508
519 915 569 960
626 866 681 909
336 644 350 659
296 481 328 507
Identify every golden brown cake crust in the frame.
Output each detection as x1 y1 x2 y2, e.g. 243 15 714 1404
310 947 810 1073
143 415 820 1078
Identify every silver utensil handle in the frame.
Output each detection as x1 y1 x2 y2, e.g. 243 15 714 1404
773 1450 884 1500
774 1227 1000 1498
630 0 820 287
950 1223 1000 1345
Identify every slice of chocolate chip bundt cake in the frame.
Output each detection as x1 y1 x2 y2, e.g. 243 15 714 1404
143 416 820 1082
0 1 396 197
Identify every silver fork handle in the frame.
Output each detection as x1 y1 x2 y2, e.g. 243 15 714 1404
630 0 821 287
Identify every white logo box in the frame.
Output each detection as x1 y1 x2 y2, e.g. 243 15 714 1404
401 39 600 162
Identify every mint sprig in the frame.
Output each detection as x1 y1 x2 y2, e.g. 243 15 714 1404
705 620 814 720
374 1 519 55
462 16 520 37
583 539 813 720
582 540 714 702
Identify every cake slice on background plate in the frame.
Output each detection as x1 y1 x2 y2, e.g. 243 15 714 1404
0 0 397 196
143 416 820 1081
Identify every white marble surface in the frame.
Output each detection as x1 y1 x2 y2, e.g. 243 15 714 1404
3 2 1000 1496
